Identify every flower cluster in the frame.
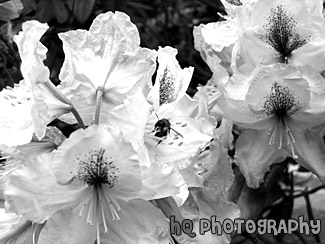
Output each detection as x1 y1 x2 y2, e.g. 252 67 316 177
1 0 325 243
194 0 325 188
0 11 239 244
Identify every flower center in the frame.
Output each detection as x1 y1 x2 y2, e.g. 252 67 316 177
262 82 299 159
261 5 310 63
262 82 298 118
159 68 176 105
76 149 122 243
75 148 120 187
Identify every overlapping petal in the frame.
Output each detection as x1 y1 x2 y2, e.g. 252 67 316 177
0 83 34 146
216 63 325 187
58 11 157 124
3 153 85 223
14 21 74 140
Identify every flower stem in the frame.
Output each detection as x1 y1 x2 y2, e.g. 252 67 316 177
44 81 86 129
94 86 105 125
71 105 86 129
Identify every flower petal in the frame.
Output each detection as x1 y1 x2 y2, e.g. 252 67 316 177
193 19 238 73
53 125 142 198
3 153 86 223
31 66 72 140
148 46 193 111
38 208 96 244
0 84 34 146
0 208 25 239
107 88 151 151
146 114 212 167
235 128 287 188
100 199 170 244
58 12 156 125
140 163 188 205
14 20 48 85
291 127 325 184
89 11 140 50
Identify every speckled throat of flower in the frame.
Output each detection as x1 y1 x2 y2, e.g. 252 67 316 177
262 81 299 118
159 68 176 106
262 82 299 158
225 0 242 6
74 147 122 241
75 148 120 187
261 5 310 63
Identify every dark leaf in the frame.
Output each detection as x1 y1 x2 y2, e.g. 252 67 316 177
67 0 96 24
21 0 36 16
0 0 23 21
36 0 69 24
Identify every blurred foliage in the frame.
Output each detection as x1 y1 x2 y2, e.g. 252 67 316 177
0 0 226 93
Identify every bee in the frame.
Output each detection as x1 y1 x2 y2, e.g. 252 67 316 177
151 118 183 146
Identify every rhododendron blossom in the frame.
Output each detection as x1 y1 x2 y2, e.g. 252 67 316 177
216 63 325 187
4 125 171 244
6 1 325 242
58 11 157 125
237 0 325 71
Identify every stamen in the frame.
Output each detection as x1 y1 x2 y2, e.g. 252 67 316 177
278 120 283 149
283 120 298 159
75 148 120 187
268 126 276 145
97 219 101 244
0 167 17 179
97 187 108 233
0 156 11 160
102 191 121 221
79 187 94 217
87 189 96 226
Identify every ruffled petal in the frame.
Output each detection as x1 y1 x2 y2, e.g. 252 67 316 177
3 153 86 223
235 128 287 188
58 12 156 125
14 21 48 85
193 19 238 73
89 11 140 50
